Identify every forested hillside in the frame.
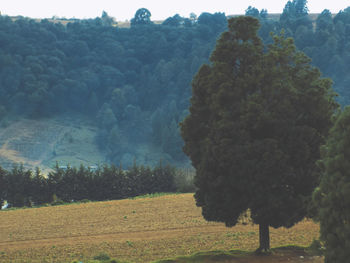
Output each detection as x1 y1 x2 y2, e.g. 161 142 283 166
0 2 349 168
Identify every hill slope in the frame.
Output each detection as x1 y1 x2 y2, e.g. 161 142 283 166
0 115 106 172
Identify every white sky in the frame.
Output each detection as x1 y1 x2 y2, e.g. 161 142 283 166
0 0 349 21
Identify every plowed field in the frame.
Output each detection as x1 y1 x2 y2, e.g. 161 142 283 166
0 194 322 263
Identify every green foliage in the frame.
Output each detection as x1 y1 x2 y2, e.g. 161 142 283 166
93 252 110 261
181 16 338 251
130 192 179 200
0 4 349 168
280 0 312 33
162 14 192 27
1 162 179 208
101 11 116 27
307 239 324 256
51 198 65 206
5 165 33 207
314 107 350 262
0 166 7 209
0 2 350 170
0 13 226 166
173 169 196 193
130 8 153 26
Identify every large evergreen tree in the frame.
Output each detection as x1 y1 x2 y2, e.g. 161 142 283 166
314 107 350 263
181 16 338 251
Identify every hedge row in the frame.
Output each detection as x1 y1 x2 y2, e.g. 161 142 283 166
0 163 179 208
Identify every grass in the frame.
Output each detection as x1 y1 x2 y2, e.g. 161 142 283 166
153 250 249 263
0 192 181 212
153 245 323 263
129 192 180 199
0 193 321 263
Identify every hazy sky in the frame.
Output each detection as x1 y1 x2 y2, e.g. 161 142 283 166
1 0 349 21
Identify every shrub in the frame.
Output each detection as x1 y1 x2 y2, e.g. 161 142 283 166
51 199 65 206
174 168 196 193
93 252 110 261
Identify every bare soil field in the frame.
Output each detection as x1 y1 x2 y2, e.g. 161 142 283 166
0 194 322 263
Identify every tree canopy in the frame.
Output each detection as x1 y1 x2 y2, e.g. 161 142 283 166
0 11 227 167
0 2 350 168
181 16 338 251
131 8 153 26
0 163 178 208
314 107 350 263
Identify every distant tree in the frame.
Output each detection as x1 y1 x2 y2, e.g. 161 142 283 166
101 11 115 26
295 0 308 15
131 8 153 26
6 165 32 207
197 12 227 30
162 14 184 27
245 6 260 18
245 6 269 23
47 163 65 201
314 107 350 263
110 88 126 119
316 9 333 32
151 108 166 145
181 16 338 252
189 13 198 25
107 124 125 158
0 166 7 209
260 9 268 20
97 103 118 130
280 0 312 33
334 7 350 25
257 9 278 41
30 167 49 205
161 118 185 161
151 162 177 193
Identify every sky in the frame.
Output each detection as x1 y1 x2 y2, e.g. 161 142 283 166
0 0 349 21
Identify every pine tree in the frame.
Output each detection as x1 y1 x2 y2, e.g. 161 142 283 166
0 166 7 209
181 16 338 252
314 107 350 263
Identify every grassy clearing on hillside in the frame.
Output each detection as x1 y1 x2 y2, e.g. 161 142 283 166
0 193 321 263
0 116 107 172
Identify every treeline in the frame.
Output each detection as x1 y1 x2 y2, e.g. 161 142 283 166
247 3 350 106
0 163 190 208
0 2 349 166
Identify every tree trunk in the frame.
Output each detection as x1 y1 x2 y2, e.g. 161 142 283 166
256 223 270 253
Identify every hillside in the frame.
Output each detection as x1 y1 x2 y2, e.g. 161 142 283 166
0 193 322 263
0 5 349 170
0 115 106 172
0 115 183 173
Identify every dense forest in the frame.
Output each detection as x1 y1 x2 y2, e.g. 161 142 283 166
0 1 349 167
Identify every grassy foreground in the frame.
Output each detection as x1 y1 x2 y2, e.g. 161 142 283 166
0 193 321 263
